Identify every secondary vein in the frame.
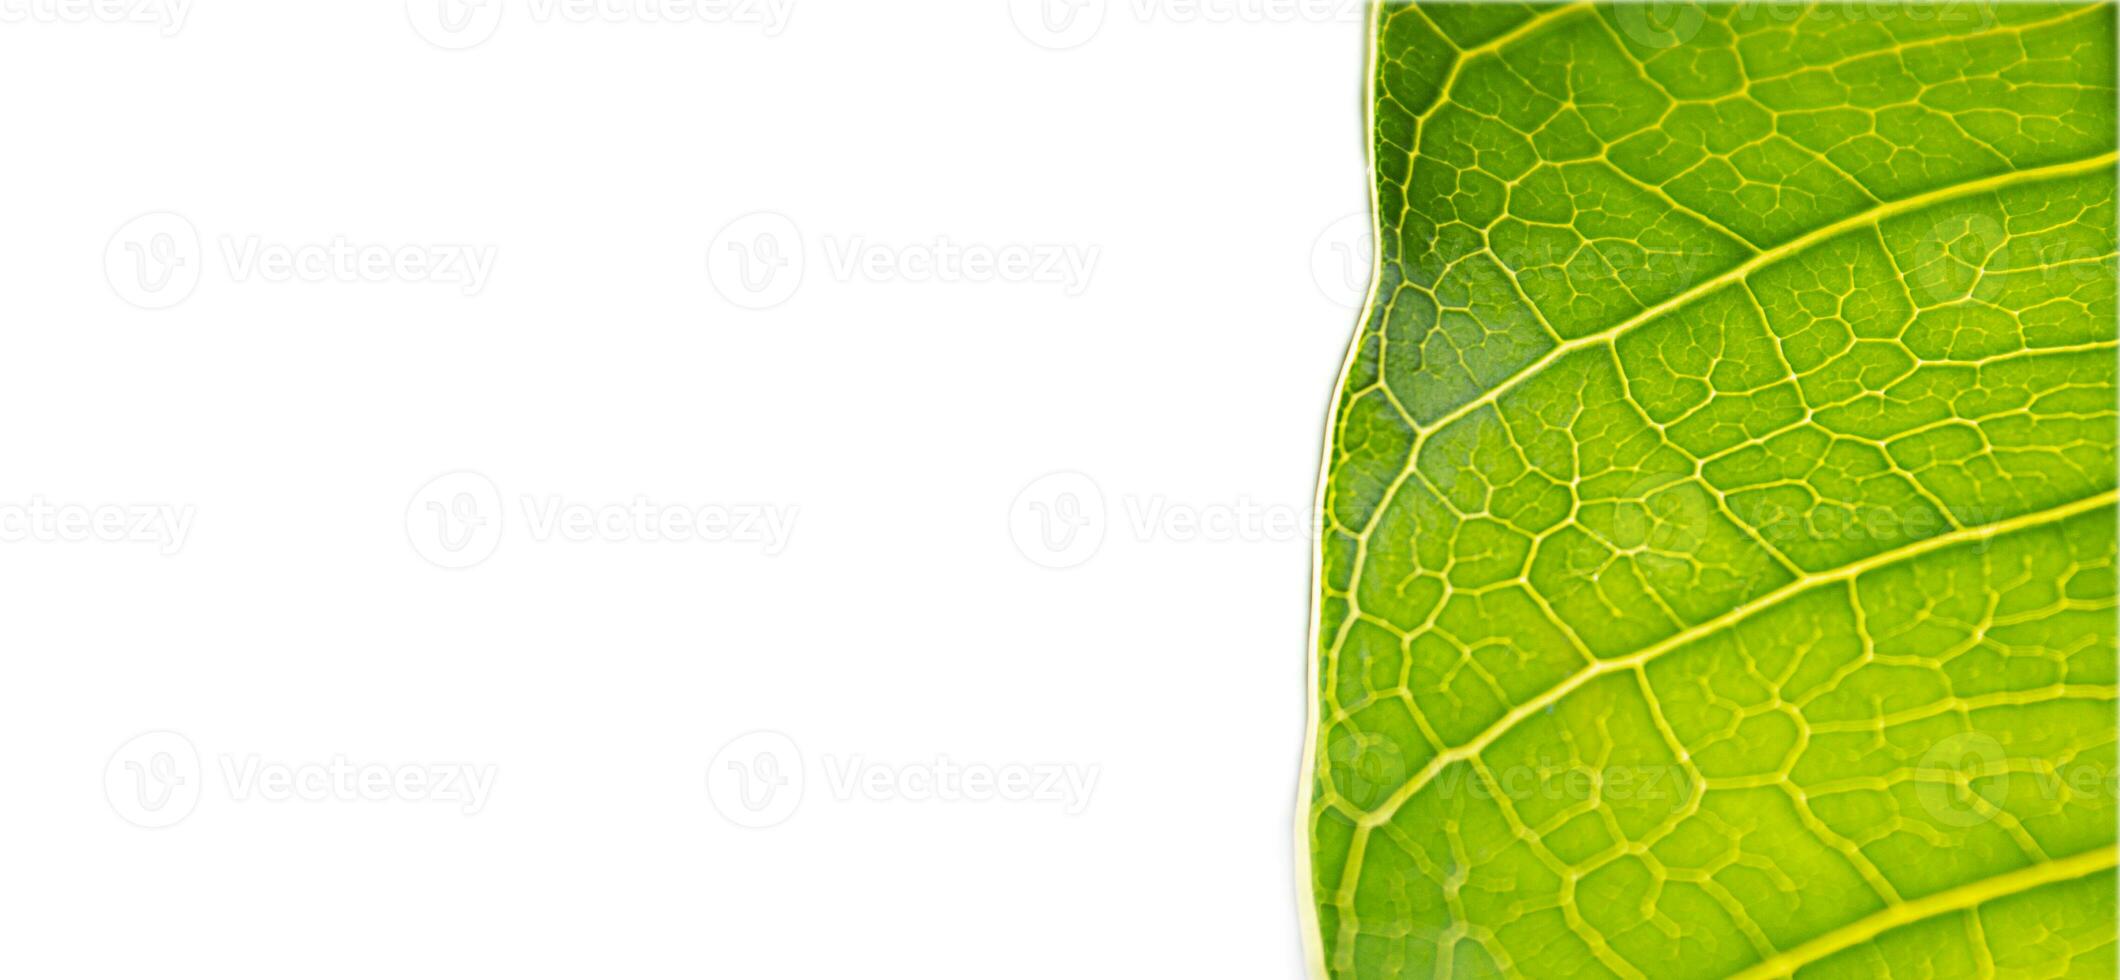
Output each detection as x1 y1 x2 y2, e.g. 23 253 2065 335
1381 150 2120 502
1724 845 2119 980
1357 488 2120 829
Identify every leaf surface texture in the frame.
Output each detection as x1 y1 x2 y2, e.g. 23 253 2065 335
1306 3 2120 976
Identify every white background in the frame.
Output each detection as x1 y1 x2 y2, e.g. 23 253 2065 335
0 1 1368 975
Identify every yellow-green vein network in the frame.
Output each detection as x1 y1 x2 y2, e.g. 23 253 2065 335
1304 3 2120 977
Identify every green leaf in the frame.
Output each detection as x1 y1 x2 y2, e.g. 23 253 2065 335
1302 4 2120 977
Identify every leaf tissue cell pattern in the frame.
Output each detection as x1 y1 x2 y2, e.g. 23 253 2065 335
1302 2 2120 978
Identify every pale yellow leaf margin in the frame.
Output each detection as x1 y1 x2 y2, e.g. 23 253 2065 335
1295 2 1386 977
